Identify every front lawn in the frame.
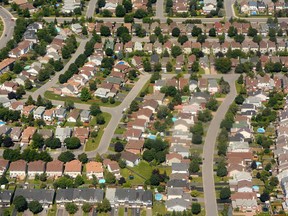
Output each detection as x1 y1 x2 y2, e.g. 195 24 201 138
130 161 153 180
152 202 166 216
120 168 146 185
44 91 121 107
85 113 112 151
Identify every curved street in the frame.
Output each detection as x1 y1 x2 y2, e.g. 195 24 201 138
202 74 239 216
0 7 15 49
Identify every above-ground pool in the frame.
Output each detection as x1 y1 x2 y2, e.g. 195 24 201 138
147 134 156 140
172 117 177 122
99 179 106 184
257 128 265 133
252 185 259 192
0 121 6 126
155 193 162 201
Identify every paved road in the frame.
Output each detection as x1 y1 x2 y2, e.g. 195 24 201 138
202 74 239 216
86 0 97 18
224 0 235 19
30 36 90 100
0 7 15 49
155 0 165 22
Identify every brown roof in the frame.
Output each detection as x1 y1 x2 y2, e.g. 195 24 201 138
237 180 253 189
127 119 146 128
13 0 27 5
166 152 183 161
125 140 145 150
0 58 15 70
86 161 104 173
10 160 26 171
142 99 158 110
46 160 64 172
11 101 23 110
74 127 89 138
28 160 45 172
198 78 208 88
121 151 139 162
68 109 80 120
231 192 257 200
22 127 36 138
136 108 153 118
123 128 142 138
65 160 82 172
0 158 9 170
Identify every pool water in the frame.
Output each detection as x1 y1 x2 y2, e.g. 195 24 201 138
118 61 125 65
0 121 6 125
147 134 156 140
99 179 105 184
155 193 162 201
172 117 177 122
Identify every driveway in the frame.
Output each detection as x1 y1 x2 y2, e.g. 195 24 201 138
86 0 97 18
202 74 239 216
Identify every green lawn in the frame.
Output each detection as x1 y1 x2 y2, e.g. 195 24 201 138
47 205 57 216
235 81 242 94
85 113 112 151
138 79 153 97
121 168 146 185
118 207 125 216
115 127 126 134
130 161 153 179
152 202 166 216
158 166 172 176
44 91 121 107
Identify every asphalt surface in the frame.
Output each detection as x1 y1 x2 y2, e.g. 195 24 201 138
30 36 91 100
0 7 15 49
155 0 165 22
202 74 239 216
86 0 97 18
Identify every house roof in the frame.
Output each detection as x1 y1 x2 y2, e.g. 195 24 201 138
68 109 80 120
124 128 142 138
0 58 16 71
121 151 140 163
127 118 146 128
56 188 104 202
46 160 64 172
9 160 26 171
142 99 158 110
0 158 9 170
86 161 103 173
14 189 54 203
125 140 145 151
28 160 45 172
166 198 191 208
65 160 82 172
166 152 182 161
74 127 89 138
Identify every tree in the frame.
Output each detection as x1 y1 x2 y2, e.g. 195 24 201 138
65 137 81 149
64 100 74 111
2 136 13 148
215 58 232 73
28 201 43 214
75 175 84 187
143 150 154 162
82 203 92 213
24 79 33 90
26 95 35 106
234 34 245 44
191 26 202 37
124 14 134 23
98 198 111 213
105 172 116 184
260 191 270 202
178 35 188 45
53 60 64 71
171 27 180 37
123 0 132 12
189 159 200 173
115 5 126 17
90 103 101 116
270 176 279 187
220 187 231 200
98 0 106 7
192 134 202 144
157 106 169 119
31 133 44 149
0 175 8 185
102 9 112 17
130 100 139 112
191 203 201 214
65 203 78 215
235 94 245 105
209 28 216 37
171 46 182 58
16 85 26 99
251 161 257 170
61 46 71 59
248 27 258 37
13 62 23 74
134 9 147 19
78 153 88 163
58 151 75 163
217 160 227 177
150 173 160 186
197 35 206 44
206 98 219 111
114 142 124 152
100 26 111 37
228 26 237 37
13 196 28 212
96 115 105 125
80 87 91 102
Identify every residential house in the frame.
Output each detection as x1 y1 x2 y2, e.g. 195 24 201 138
73 127 89 144
33 106 46 120
67 109 80 122
9 40 33 58
21 127 36 144
55 127 72 143
166 198 191 212
121 151 140 167
27 160 45 179
166 153 182 166
10 127 22 142
64 160 82 178
86 161 104 179
80 110 90 123
46 160 64 178
55 108 67 121
125 140 144 155
0 58 15 74
123 129 142 141
0 190 13 207
0 159 9 176
103 159 121 179
14 189 54 207
9 160 26 179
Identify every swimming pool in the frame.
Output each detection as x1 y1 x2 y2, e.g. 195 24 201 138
252 185 259 192
99 179 106 184
118 61 125 65
172 117 177 122
55 27 61 33
257 128 265 133
147 134 156 140
0 121 6 125
155 193 162 201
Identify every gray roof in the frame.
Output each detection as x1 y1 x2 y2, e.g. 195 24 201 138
55 108 66 116
172 163 189 172
105 77 123 85
167 179 189 188
121 151 139 163
0 125 11 136
114 189 152 205
80 110 90 118
14 189 54 204
167 188 184 196
208 79 218 88
56 188 104 203
38 129 53 139
34 106 46 116
193 92 210 100
166 198 191 208
0 190 13 204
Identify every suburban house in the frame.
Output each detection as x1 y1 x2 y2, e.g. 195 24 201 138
55 127 72 143
33 106 46 120
0 190 13 207
73 127 89 144
10 127 23 142
9 160 26 179
103 159 121 179
14 189 54 207
123 129 142 141
80 110 91 123
67 109 80 122
166 198 191 212
27 160 45 179
21 127 36 144
121 151 140 167
46 160 64 178
64 160 82 178
114 188 153 207
166 153 183 166
0 159 9 176
9 40 33 58
86 161 104 179
125 140 145 155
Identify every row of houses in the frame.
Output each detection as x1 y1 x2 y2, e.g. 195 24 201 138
0 187 153 208
239 0 288 15
99 0 148 14
0 159 104 180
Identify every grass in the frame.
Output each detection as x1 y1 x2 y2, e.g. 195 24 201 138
118 207 125 216
141 209 146 216
47 205 57 216
115 126 126 134
152 202 166 216
158 166 172 176
44 91 121 107
235 81 242 94
130 161 153 179
85 113 112 151
138 79 153 97
199 67 205 74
